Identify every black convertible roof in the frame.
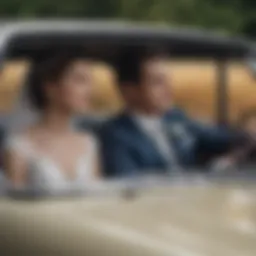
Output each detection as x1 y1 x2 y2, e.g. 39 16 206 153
0 20 254 61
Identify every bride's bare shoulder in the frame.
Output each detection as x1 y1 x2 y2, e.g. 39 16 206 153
5 127 35 153
8 126 37 142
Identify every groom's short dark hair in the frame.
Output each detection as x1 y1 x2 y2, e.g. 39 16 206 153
116 46 169 86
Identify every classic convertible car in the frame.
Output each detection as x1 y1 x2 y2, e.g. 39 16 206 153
0 20 255 256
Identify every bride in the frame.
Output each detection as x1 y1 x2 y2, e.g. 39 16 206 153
4 52 101 191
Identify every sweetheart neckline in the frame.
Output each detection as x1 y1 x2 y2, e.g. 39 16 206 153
7 133 97 186
40 154 86 181
15 135 90 181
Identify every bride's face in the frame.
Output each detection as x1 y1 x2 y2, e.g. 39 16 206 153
48 60 93 114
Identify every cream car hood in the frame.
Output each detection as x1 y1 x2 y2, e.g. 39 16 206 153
0 184 255 256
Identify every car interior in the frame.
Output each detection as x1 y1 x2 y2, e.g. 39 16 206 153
0 23 255 177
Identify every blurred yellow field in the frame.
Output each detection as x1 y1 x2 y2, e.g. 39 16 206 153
0 60 255 123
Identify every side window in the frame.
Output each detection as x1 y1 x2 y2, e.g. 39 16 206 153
1 60 255 124
170 59 217 124
170 60 256 125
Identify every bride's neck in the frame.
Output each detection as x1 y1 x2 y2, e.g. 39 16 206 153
39 107 73 133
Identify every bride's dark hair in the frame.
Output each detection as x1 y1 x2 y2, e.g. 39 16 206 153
27 51 88 110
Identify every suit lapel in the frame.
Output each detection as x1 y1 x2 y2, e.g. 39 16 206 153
121 113 168 167
163 109 195 165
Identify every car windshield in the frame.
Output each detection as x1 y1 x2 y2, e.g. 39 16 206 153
0 57 255 198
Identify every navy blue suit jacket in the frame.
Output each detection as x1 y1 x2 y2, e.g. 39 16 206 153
100 109 234 177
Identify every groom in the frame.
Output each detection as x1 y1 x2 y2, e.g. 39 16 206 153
100 49 234 177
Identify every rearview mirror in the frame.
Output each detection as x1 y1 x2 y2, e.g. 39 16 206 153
246 51 256 78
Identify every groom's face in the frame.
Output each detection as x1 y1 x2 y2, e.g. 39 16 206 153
138 58 172 114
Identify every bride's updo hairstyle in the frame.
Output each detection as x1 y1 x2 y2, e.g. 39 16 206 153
27 51 89 111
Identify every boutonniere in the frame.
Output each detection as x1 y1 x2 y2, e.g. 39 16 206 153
166 122 194 146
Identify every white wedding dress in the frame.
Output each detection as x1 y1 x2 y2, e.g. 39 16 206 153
5 134 98 193
5 80 99 193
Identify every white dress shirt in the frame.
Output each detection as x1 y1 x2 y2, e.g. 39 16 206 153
133 113 178 167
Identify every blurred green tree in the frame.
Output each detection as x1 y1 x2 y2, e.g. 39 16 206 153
0 0 254 36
